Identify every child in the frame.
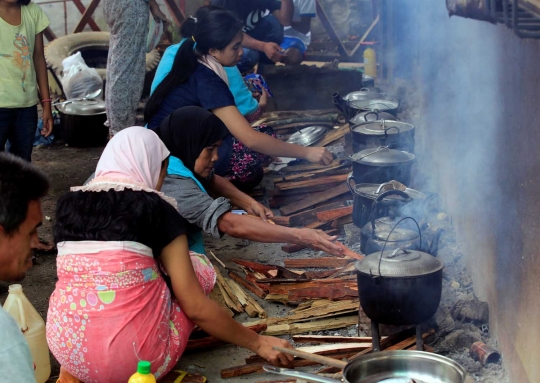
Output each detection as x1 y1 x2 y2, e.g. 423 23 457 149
280 0 316 65
0 0 52 162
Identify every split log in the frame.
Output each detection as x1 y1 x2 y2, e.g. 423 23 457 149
273 163 350 182
232 259 276 275
275 174 349 191
261 315 358 336
288 283 358 301
214 267 244 313
209 287 234 317
225 278 267 319
268 279 357 295
186 324 267 351
287 201 349 227
384 329 435 351
316 206 353 221
305 269 339 279
280 183 350 216
284 258 355 268
280 159 345 173
272 182 343 196
335 243 364 260
228 271 267 299
265 300 359 325
315 124 349 147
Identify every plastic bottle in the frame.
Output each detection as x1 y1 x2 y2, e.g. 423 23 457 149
363 48 377 78
2 284 51 383
128 361 157 383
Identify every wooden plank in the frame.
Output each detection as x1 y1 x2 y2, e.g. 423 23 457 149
266 300 359 325
284 258 354 268
275 174 349 191
186 324 267 351
268 279 357 296
73 0 101 33
72 0 101 31
315 124 350 147
228 271 267 299
273 164 350 182
335 243 364 260
262 315 358 336
288 283 358 301
288 201 349 227
280 183 350 216
273 182 342 196
316 205 353 221
293 335 384 344
281 159 344 173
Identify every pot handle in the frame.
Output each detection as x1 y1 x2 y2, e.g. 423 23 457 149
263 366 341 383
346 172 357 195
384 125 401 137
364 111 379 122
369 190 412 232
387 247 411 258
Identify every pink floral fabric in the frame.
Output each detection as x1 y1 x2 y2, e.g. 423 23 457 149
46 241 216 383
225 124 275 185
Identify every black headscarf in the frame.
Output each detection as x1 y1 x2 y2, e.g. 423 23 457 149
153 106 230 182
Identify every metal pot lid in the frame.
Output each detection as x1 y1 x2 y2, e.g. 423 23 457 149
350 146 415 166
57 99 106 116
286 126 328 146
349 110 397 125
349 98 399 111
352 120 415 136
356 248 444 277
367 216 420 242
353 182 426 201
344 88 380 102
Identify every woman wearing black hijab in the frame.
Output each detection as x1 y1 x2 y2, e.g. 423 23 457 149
154 107 343 256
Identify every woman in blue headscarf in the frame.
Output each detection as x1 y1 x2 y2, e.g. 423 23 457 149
154 107 343 256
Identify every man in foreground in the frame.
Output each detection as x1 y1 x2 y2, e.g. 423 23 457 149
0 152 49 382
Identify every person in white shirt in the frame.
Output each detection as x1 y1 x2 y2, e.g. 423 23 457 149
280 0 316 65
0 152 49 383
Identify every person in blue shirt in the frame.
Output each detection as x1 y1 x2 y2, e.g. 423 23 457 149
145 8 332 190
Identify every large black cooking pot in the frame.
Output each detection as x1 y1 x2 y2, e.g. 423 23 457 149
350 119 415 153
55 99 108 147
350 146 415 185
356 244 444 326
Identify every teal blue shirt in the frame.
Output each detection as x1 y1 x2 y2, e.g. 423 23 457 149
151 40 259 116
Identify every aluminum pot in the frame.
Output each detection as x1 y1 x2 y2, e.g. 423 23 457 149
347 177 426 228
350 119 415 153
348 110 397 125
55 99 108 147
350 146 415 185
264 350 469 383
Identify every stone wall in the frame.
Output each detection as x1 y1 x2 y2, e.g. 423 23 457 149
388 1 540 382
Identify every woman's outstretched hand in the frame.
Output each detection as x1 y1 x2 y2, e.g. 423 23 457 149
298 228 343 256
305 147 333 165
246 201 274 221
255 335 294 366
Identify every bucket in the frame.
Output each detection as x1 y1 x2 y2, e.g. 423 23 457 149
2 284 51 383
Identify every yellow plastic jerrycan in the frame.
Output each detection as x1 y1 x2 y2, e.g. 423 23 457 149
2 284 51 383
363 47 377 78
128 361 157 383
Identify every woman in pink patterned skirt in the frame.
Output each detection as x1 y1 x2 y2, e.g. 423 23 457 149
46 127 293 383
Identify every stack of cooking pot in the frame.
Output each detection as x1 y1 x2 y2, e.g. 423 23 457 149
333 88 445 355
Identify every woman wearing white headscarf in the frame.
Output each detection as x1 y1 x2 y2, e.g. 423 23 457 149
46 127 293 383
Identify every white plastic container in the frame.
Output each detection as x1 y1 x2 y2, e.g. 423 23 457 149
2 284 51 383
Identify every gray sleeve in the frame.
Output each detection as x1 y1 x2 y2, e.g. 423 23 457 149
161 175 231 238
0 308 37 383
